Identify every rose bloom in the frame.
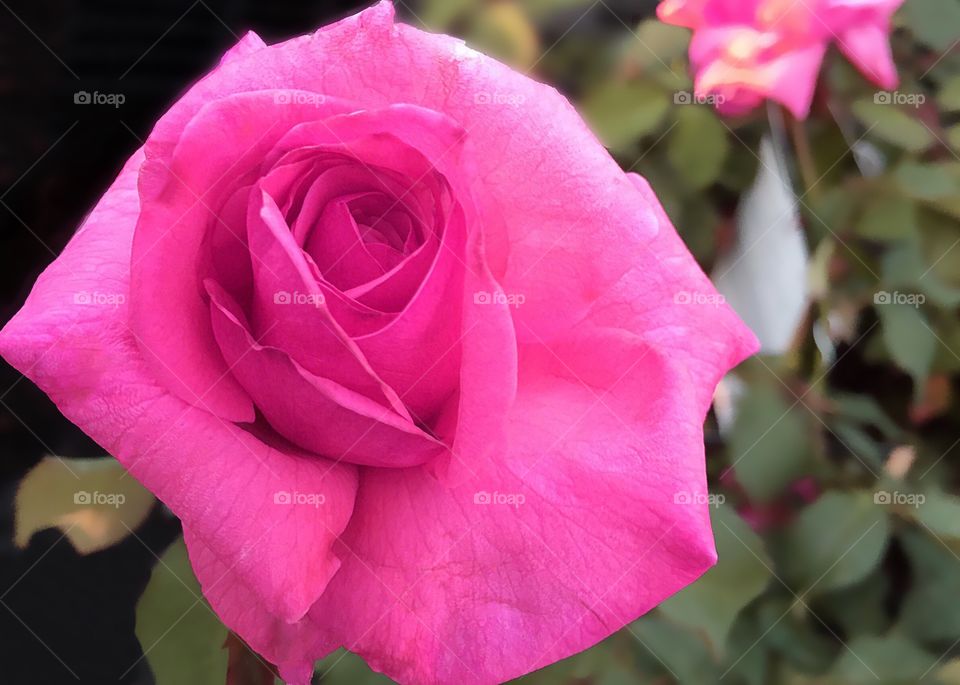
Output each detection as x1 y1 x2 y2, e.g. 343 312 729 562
0 3 757 683
658 0 904 117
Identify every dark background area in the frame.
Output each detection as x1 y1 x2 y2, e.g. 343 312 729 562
1 1 368 681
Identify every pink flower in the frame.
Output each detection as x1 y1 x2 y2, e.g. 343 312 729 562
0 3 757 683
658 0 904 117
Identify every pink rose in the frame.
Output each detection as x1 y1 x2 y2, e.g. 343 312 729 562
0 3 757 683
659 0 904 117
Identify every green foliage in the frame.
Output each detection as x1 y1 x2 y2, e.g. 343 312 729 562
659 505 772 652
778 491 891 595
135 538 229 684
729 382 815 503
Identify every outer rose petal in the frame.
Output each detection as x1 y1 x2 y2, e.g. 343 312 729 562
586 174 759 411
304 330 729 684
836 23 898 90
183 528 324 685
130 0 659 340
0 150 359 626
699 41 827 119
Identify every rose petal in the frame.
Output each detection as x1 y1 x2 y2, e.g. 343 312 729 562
183 527 324 685
207 280 445 468
243 186 410 417
0 150 359 626
692 29 827 119
586 174 759 411
304 198 392 289
306 330 718 683
836 23 898 90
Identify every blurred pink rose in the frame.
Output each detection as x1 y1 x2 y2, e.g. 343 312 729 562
658 0 904 117
0 3 757 683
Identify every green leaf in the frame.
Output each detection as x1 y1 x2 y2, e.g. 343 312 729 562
901 0 960 52
876 301 936 394
136 538 229 685
851 100 934 153
314 650 393 684
947 124 960 151
632 19 691 68
895 163 960 200
659 505 772 652
780 492 890 595
465 2 539 69
15 456 155 555
919 209 960 290
831 393 903 440
813 570 892 636
881 236 960 308
729 384 813 503
828 634 937 684
757 598 837 673
417 0 473 29
630 615 718 683
725 612 771 685
914 490 960 539
938 76 960 111
668 106 730 189
900 528 960 645
580 82 669 151
830 420 886 468
855 195 919 242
